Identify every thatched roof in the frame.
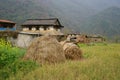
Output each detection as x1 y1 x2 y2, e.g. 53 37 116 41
22 18 64 28
0 19 15 24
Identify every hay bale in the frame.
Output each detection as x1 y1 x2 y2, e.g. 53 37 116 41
23 36 66 64
60 41 82 60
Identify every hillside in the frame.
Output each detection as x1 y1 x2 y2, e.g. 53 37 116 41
34 0 120 31
0 0 47 24
0 0 120 39
81 7 120 39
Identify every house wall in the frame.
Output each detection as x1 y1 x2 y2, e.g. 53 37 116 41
23 28 29 31
31 27 36 31
16 33 37 48
39 27 44 31
16 33 62 48
8 37 17 46
57 29 60 32
49 26 54 31
0 27 16 31
22 26 60 32
88 38 103 42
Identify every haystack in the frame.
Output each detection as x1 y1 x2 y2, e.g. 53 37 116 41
60 41 82 60
23 36 66 64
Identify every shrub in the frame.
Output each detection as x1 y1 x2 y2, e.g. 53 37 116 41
0 39 39 80
0 38 25 69
0 42 25 68
0 38 12 47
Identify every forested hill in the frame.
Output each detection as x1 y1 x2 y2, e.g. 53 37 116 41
0 0 48 24
80 7 120 39
0 0 120 39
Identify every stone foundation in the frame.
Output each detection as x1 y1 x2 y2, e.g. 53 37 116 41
16 32 41 48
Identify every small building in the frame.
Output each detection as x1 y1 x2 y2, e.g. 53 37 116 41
17 18 64 48
66 33 105 43
86 35 105 43
0 19 17 46
21 18 64 35
74 34 105 43
0 19 16 31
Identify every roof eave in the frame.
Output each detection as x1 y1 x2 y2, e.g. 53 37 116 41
0 22 16 24
22 24 63 26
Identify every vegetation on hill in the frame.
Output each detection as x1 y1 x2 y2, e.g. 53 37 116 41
0 0 46 25
0 0 120 39
81 7 120 40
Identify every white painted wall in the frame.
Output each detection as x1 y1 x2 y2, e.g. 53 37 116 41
32 27 36 31
57 29 60 32
49 27 54 31
22 26 61 34
39 27 44 31
16 34 34 48
23 28 29 31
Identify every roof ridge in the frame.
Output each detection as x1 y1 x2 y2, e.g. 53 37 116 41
0 19 15 24
27 18 58 20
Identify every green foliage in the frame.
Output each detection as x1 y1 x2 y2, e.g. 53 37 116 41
81 7 120 39
0 39 25 68
0 38 12 47
0 39 39 80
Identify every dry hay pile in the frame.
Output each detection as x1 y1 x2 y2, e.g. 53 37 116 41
60 41 82 60
23 36 66 64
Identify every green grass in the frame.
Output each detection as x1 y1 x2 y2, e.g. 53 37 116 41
9 43 120 80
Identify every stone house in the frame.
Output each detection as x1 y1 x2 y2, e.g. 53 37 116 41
21 18 64 35
17 18 64 48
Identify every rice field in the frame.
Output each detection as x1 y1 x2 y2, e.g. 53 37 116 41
9 43 120 80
